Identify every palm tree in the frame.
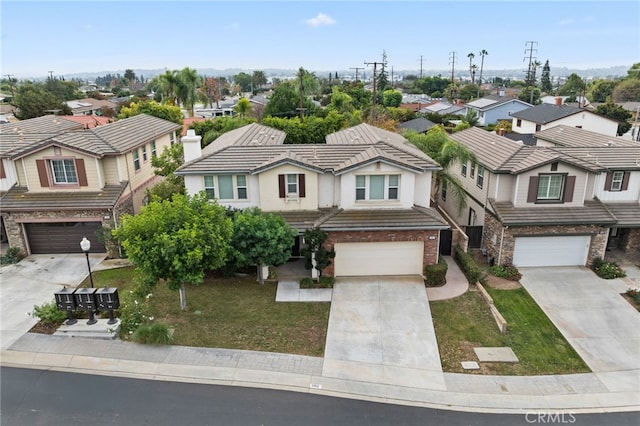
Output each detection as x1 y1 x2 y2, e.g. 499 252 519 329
467 52 475 81
471 64 478 85
234 97 252 118
177 67 200 117
478 49 488 86
124 69 136 90
405 126 476 211
158 70 179 105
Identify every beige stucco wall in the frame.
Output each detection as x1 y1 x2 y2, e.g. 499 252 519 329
339 162 416 210
594 171 640 202
259 165 319 211
513 162 588 207
21 146 101 192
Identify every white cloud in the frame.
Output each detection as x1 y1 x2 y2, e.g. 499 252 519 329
305 13 336 28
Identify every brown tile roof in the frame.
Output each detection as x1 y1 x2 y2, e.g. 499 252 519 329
602 202 640 227
0 183 127 211
275 209 338 231
535 125 638 148
449 127 522 171
92 114 182 153
59 115 114 129
327 123 429 157
552 147 640 170
489 199 617 226
182 117 206 136
317 206 449 230
1 116 84 157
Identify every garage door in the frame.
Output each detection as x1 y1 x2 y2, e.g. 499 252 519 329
334 241 424 276
25 222 106 254
513 236 590 267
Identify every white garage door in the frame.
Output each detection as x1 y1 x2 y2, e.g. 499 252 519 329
334 241 424 276
513 236 590 267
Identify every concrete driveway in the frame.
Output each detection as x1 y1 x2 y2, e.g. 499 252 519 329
0 254 105 349
519 266 640 376
322 276 446 390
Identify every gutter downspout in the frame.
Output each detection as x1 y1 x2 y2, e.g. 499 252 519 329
498 225 506 266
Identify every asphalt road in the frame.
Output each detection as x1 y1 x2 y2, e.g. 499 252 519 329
1 367 637 426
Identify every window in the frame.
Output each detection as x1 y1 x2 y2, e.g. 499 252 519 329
218 175 234 199
537 174 564 200
551 162 558 171
476 166 485 188
236 175 247 199
50 159 77 184
535 124 542 132
441 181 447 201
150 141 157 158
286 174 298 196
142 145 148 162
170 132 175 145
355 175 400 201
133 149 140 171
461 161 467 177
470 163 476 178
516 119 522 127
204 176 215 199
610 171 624 191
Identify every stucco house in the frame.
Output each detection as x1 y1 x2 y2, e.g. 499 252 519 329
463 94 532 126
175 123 450 277
0 114 181 255
438 127 639 267
510 101 619 137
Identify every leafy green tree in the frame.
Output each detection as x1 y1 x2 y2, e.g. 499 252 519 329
588 79 618 103
462 109 479 126
124 69 136 89
626 62 640 79
251 70 267 92
44 78 83 101
233 72 253 93
149 143 185 199
157 70 180 105
177 67 200 116
118 100 184 124
540 60 553 93
341 81 372 110
326 86 355 114
113 193 232 310
231 208 297 284
11 83 71 119
518 86 541 105
382 89 402 107
612 78 640 102
264 80 316 118
376 50 391 92
596 101 632 135
300 228 335 278
558 73 586 96
458 84 482 101
234 97 252 118
405 126 476 211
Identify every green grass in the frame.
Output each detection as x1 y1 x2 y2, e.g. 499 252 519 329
430 288 590 375
81 267 330 357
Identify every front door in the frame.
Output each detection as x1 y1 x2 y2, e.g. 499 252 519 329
439 229 452 255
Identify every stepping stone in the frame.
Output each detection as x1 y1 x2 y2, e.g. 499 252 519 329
461 361 480 370
474 347 519 363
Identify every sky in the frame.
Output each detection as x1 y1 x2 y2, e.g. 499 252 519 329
1 0 639 79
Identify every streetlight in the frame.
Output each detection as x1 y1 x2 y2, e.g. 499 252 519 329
80 237 95 288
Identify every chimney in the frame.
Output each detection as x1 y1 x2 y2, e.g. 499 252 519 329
498 87 505 97
555 97 563 106
498 128 506 136
182 129 202 162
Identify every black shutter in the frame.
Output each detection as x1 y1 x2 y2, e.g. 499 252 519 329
298 174 306 197
563 176 575 202
527 176 539 203
278 174 285 198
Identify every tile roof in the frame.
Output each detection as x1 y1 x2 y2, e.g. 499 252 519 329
201 123 286 157
602 202 640 227
275 209 338 231
511 104 615 125
397 117 436 133
489 199 617 226
91 114 182 152
59 115 114 129
535 125 638 148
466 95 530 111
448 127 522 171
0 183 128 211
317 206 449 230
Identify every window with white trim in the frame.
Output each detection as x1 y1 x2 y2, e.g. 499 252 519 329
170 132 175 145
461 161 467 177
50 159 77 184
286 174 298 196
537 174 564 200
476 166 485 188
355 175 400 201
236 175 247 199
150 141 157 158
142 145 148 162
204 176 215 199
133 149 140 171
610 171 624 191
203 175 248 200
470 162 476 178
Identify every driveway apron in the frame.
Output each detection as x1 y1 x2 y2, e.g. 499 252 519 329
322 276 446 390
519 267 640 377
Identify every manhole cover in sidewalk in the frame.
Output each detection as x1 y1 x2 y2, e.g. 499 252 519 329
473 347 519 363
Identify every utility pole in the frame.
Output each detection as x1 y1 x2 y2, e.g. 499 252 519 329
365 60 384 114
418 55 424 79
523 41 539 105
391 66 394 89
48 70 54 80
349 66 364 82
449 52 456 84
297 69 306 120
4 74 15 96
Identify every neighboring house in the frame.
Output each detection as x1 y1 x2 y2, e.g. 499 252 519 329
439 126 639 268
464 94 532 126
511 101 619 136
175 122 449 277
0 114 181 255
397 117 436 134
59 115 113 129
420 101 465 116
66 98 118 116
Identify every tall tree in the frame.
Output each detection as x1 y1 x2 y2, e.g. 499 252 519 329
596 100 632 135
467 52 475 82
251 70 267 92
11 83 71 119
230 208 297 284
234 97 252 118
113 193 232 311
376 50 391 92
158 70 180 105
405 126 476 211
587 79 617 102
124 69 136 90
233 72 253 93
118 100 184 125
540 60 553 93
478 49 488 86
612 78 640 102
557 73 586 97
177 67 200 117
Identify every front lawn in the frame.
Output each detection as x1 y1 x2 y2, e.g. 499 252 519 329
430 287 589 375
80 267 330 357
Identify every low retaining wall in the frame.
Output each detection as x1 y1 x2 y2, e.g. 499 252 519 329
476 283 508 334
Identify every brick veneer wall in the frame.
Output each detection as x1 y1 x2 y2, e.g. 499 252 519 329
322 229 440 276
621 228 640 254
482 213 608 267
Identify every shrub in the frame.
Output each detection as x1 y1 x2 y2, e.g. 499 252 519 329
299 277 314 288
490 264 522 281
132 323 172 345
626 288 640 307
1 247 24 265
454 246 483 284
425 257 448 287
319 275 335 287
30 300 67 326
591 257 626 279
117 290 154 337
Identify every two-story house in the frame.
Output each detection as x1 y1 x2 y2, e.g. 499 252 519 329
0 114 181 255
510 100 619 137
441 127 639 267
464 94 532 126
175 123 449 277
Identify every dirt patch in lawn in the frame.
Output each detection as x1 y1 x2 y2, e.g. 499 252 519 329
484 274 521 290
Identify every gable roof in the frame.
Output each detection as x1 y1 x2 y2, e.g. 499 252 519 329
0 116 84 157
535 125 637 148
511 103 615 125
397 117 436 133
466 95 531 111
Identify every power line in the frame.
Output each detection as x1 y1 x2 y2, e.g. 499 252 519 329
448 52 457 84
349 67 364 82
417 55 424 79
523 41 539 104
365 60 384 111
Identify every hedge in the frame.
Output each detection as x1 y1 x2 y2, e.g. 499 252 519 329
425 256 448 287
454 246 483 284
